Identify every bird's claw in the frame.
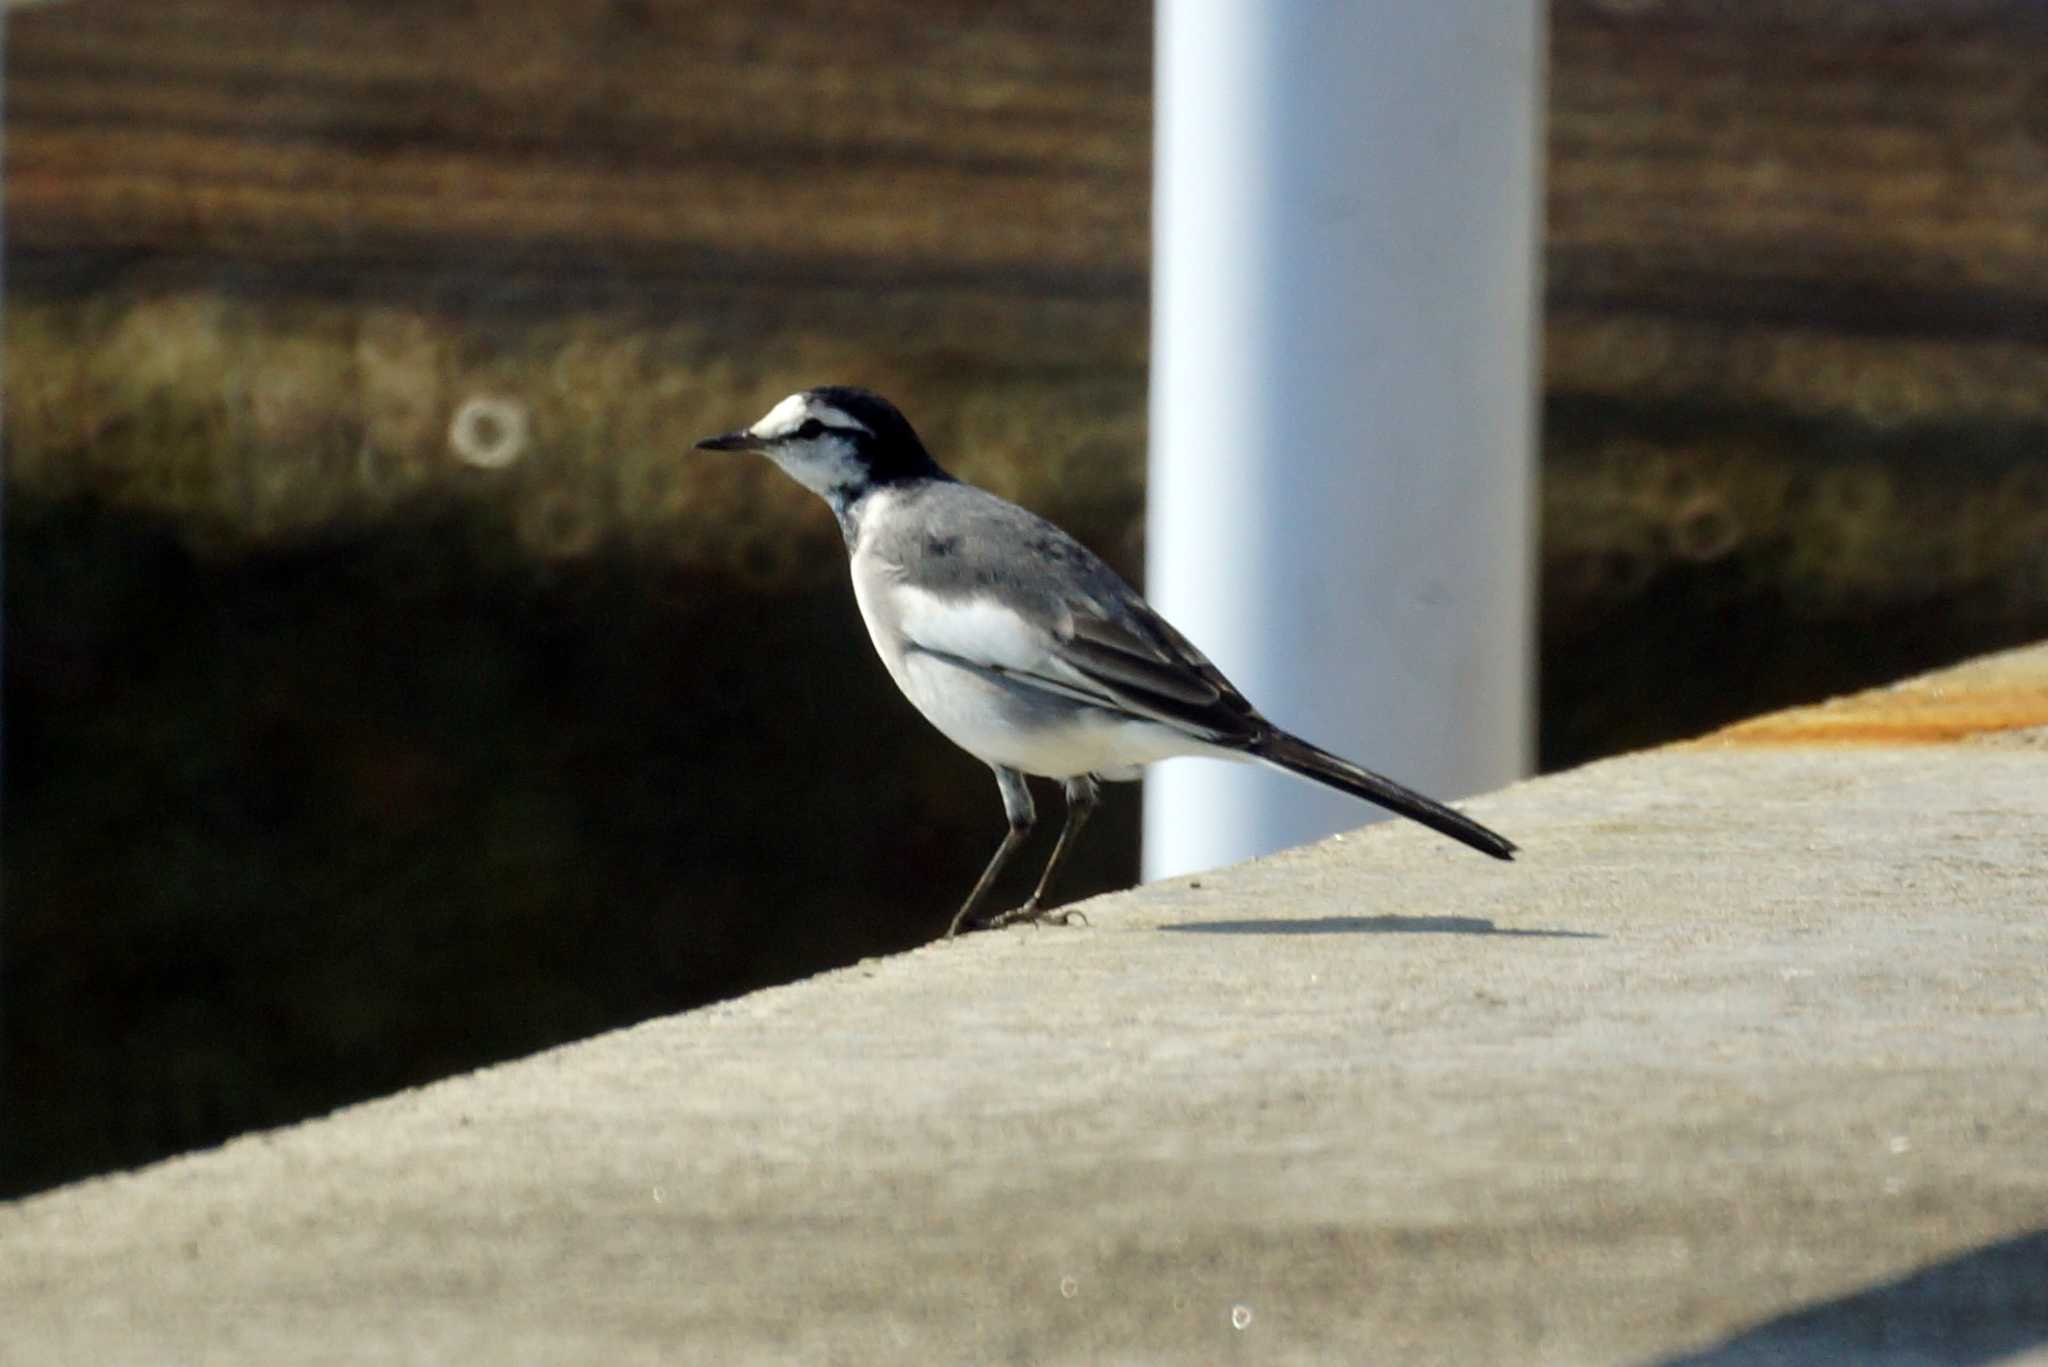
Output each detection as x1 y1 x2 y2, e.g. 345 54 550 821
972 900 1087 932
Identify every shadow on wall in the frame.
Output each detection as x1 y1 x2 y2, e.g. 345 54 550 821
1652 1228 2048 1367
0 495 1139 1197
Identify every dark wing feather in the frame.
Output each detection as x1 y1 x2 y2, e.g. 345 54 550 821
1049 598 1267 745
1055 634 1218 707
880 481 1269 744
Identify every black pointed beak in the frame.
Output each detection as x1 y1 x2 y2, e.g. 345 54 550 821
695 429 764 453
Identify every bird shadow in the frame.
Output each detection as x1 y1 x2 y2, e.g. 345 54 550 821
1158 914 1601 939
1646 1226 2048 1366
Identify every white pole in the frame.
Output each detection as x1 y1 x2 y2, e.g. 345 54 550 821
1144 1 1544 879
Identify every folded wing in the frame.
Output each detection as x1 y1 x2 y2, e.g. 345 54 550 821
899 583 1268 748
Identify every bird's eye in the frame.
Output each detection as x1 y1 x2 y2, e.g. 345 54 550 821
796 418 826 439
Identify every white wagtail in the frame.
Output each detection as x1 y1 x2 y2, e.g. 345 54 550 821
697 387 1516 938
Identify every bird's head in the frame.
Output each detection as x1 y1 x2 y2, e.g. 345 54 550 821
694 387 943 508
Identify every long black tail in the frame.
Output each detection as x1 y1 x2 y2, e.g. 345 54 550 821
1250 731 1517 861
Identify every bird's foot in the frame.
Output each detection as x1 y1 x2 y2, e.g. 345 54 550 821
975 898 1088 931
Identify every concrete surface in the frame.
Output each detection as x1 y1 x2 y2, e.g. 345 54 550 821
4 644 2047 1365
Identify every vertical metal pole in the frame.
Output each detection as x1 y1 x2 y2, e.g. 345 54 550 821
1144 1 1544 878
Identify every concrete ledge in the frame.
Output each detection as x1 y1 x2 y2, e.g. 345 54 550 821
6 645 2047 1364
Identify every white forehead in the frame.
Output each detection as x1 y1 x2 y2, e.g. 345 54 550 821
749 392 871 440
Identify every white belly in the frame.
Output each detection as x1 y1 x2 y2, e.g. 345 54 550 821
896 651 1211 779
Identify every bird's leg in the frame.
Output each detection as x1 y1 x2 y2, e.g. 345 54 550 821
946 767 1035 939
982 773 1100 930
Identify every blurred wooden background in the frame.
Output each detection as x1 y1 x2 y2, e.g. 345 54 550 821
6 0 2046 1194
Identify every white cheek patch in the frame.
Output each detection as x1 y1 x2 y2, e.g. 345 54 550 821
764 436 862 498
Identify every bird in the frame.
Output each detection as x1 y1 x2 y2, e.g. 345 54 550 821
696 386 1515 938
